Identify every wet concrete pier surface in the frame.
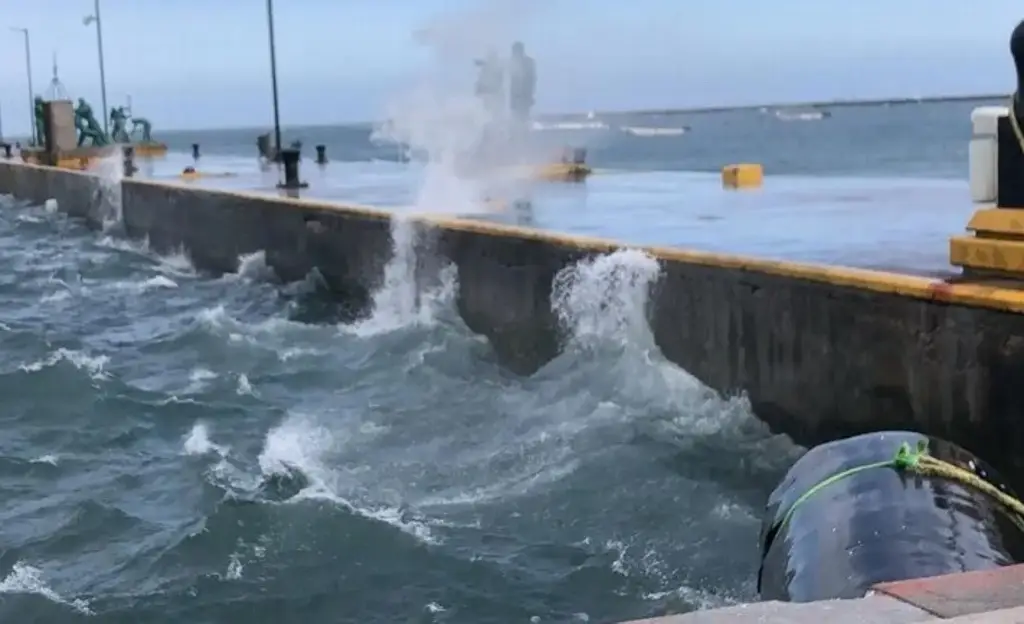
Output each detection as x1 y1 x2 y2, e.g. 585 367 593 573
624 564 1024 623
139 152 971 276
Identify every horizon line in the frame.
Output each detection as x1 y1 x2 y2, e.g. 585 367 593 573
157 91 1011 134
0 91 1009 139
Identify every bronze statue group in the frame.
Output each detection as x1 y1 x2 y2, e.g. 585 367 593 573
31 96 154 147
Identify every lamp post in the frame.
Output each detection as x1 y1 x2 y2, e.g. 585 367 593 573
9 27 35 145
266 0 282 160
83 0 109 136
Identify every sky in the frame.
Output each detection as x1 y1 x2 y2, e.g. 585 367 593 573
0 0 1022 134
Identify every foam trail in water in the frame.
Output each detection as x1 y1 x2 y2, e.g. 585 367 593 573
0 562 93 615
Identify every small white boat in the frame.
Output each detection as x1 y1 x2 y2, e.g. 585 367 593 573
619 126 688 137
530 120 610 131
774 109 831 121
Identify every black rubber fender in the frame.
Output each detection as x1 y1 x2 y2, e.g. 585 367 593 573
757 431 1024 602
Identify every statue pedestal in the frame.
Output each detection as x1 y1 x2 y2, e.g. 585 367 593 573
950 105 1024 278
42 100 77 162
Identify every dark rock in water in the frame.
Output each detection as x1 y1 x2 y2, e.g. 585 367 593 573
757 431 1024 602
258 464 310 502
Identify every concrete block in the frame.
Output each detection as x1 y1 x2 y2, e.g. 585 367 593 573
42 100 77 153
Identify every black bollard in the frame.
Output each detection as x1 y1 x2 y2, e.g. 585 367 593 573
192 143 200 160
257 133 271 160
315 144 327 165
276 148 308 189
2 143 11 159
998 19 1024 208
122 146 137 178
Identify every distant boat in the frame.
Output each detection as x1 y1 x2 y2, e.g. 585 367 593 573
774 109 831 121
620 125 689 137
531 120 610 131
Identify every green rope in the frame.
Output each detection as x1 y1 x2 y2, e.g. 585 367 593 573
775 441 929 534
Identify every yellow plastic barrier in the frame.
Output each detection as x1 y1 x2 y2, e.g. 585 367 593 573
535 162 591 182
722 163 764 189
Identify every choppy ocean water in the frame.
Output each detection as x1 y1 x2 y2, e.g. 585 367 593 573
0 99 987 622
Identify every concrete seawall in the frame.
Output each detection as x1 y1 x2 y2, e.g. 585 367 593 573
3 160 1024 486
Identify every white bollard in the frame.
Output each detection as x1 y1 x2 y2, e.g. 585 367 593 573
970 106 1009 204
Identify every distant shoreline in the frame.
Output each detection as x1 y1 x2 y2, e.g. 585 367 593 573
1 93 1008 138
570 93 1011 119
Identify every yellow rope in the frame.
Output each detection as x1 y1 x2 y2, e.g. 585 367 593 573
1009 93 1024 156
775 440 1024 534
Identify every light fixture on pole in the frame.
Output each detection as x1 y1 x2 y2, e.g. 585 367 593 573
265 0 283 161
83 0 109 136
9 27 35 146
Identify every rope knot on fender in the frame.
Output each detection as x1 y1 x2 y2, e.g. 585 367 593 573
775 439 1024 535
892 439 927 470
758 432 1024 603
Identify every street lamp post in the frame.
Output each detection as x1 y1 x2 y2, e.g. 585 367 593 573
266 0 283 160
83 0 109 136
10 27 35 145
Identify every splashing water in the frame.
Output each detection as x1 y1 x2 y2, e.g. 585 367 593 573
552 248 663 348
91 153 124 231
347 219 457 337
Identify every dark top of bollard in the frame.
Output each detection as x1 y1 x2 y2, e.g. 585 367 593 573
1012 19 1024 122
1013 19 1024 93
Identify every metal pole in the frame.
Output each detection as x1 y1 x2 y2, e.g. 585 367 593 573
266 0 282 159
94 0 109 136
11 28 35 145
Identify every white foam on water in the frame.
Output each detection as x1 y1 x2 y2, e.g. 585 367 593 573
231 250 275 282
111 275 178 292
18 348 110 381
182 421 229 457
182 367 218 394
95 235 196 277
256 412 439 544
0 562 93 615
236 373 256 396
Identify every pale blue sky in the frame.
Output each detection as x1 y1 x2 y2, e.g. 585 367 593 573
0 0 1021 133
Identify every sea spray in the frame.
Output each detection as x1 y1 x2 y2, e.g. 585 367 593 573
354 3 553 333
91 152 125 232
552 249 662 349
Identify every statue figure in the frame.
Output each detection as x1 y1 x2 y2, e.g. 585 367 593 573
74 98 108 147
33 96 45 147
110 106 130 143
129 116 153 143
